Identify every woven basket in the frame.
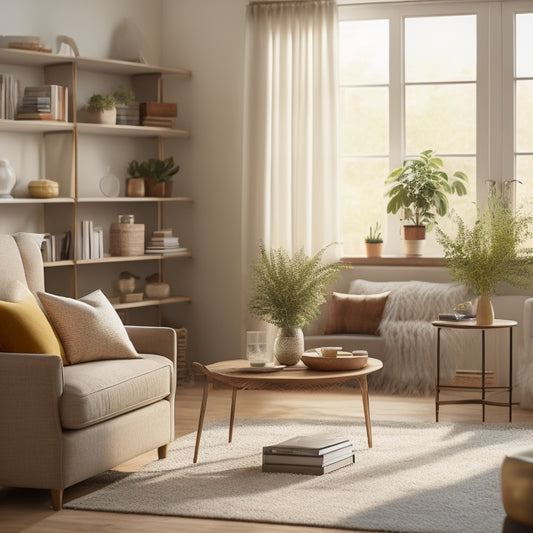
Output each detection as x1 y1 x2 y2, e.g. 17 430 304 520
175 328 189 385
110 223 145 256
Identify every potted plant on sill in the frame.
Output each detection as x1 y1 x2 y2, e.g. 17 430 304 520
85 93 116 125
385 149 468 257
248 242 349 365
141 156 180 197
364 222 383 258
436 194 533 325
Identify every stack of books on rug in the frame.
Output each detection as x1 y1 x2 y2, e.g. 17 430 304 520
262 435 355 475
145 228 187 254
140 102 177 128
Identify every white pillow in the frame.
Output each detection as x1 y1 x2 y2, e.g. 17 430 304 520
38 289 139 364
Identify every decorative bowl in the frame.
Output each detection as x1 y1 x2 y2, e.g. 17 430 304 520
301 352 368 371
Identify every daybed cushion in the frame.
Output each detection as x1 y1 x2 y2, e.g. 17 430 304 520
60 354 173 430
324 291 390 335
38 289 139 364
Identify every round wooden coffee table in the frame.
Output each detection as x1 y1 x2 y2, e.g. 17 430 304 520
191 358 383 462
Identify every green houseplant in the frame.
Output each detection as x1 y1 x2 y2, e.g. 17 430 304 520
436 195 533 325
364 222 383 258
126 160 145 197
385 149 468 257
86 93 116 125
126 157 180 197
248 242 349 365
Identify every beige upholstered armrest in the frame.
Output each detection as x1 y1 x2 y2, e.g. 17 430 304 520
0 352 64 488
125 325 177 365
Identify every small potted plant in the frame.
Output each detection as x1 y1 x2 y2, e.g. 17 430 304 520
141 156 180 197
85 93 116 125
248 242 349 365
126 160 145 197
385 149 468 257
364 222 383 258
113 87 139 125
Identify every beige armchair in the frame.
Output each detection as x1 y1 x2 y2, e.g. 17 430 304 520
0 234 176 510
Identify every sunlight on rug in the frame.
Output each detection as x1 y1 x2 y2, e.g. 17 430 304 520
64 419 533 533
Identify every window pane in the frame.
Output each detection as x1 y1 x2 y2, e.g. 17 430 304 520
339 20 389 85
341 157 389 255
405 84 476 155
340 87 388 155
516 13 533 78
424 157 477 255
516 80 533 152
405 15 476 83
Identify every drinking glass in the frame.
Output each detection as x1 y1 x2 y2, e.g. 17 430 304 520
246 331 268 366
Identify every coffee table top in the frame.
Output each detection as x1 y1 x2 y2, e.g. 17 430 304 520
431 318 517 330
193 358 383 389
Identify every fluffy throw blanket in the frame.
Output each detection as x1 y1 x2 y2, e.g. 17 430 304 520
349 280 472 395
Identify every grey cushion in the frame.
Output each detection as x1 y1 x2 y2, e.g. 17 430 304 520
60 354 172 430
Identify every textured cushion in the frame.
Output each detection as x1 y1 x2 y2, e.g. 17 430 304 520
38 289 140 364
0 281 66 364
60 354 173 429
324 291 390 335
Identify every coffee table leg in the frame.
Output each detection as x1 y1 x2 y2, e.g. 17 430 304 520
193 378 210 463
356 375 373 448
229 388 238 442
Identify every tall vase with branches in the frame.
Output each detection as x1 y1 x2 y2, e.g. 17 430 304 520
248 242 349 365
436 195 533 325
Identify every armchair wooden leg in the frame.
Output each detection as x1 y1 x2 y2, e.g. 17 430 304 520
51 489 63 510
158 443 169 459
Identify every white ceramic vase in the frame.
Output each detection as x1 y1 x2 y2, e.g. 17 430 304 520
0 159 16 198
274 327 304 366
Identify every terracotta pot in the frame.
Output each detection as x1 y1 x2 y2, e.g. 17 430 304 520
365 242 383 258
403 225 426 257
127 177 145 197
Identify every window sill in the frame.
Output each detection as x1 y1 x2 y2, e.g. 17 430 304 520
341 256 445 267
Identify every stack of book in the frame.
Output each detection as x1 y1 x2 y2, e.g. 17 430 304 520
262 435 355 475
0 73 19 119
2 36 52 53
116 103 140 126
17 84 68 122
140 102 177 128
41 231 71 262
145 228 187 254
77 220 104 260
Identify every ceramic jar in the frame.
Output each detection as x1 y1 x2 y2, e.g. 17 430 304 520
0 159 16 198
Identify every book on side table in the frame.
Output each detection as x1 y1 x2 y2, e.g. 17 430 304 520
262 435 355 475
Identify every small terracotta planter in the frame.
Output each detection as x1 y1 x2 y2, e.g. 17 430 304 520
365 242 383 258
403 225 426 257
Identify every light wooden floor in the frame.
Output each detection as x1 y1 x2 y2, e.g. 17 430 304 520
2 381 532 533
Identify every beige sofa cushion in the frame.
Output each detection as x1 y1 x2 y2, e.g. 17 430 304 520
38 289 140 364
60 354 172 429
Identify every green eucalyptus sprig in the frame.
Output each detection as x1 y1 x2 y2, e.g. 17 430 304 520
436 195 533 296
248 242 350 328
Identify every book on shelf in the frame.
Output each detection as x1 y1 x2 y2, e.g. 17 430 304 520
139 102 178 117
150 236 180 244
141 118 174 128
262 453 355 475
145 247 188 254
263 444 354 466
41 231 71 262
16 84 68 122
0 73 19 120
78 220 104 260
152 229 174 238
263 435 352 457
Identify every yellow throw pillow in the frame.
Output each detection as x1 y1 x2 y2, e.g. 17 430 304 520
38 289 140 365
0 281 66 364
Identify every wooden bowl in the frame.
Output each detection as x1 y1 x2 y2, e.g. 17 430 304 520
301 352 368 371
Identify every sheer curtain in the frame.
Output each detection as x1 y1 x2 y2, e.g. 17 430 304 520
242 0 341 275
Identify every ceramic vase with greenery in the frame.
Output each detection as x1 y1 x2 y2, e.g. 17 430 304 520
436 195 533 325
385 149 468 257
248 242 349 365
86 93 116 125
364 222 383 258
126 160 145 197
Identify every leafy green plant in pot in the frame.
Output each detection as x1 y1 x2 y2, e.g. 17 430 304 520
126 160 145 197
364 222 383 258
86 93 116 125
248 242 350 365
436 194 533 325
141 156 180 197
385 149 468 257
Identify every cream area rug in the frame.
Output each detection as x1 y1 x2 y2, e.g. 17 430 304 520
65 419 533 533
